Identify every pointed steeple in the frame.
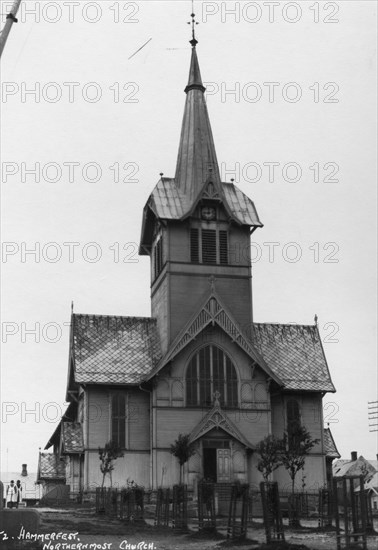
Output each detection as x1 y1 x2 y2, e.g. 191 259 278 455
185 47 205 93
175 30 221 203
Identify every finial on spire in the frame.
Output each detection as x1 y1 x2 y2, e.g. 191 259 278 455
187 2 199 47
314 313 318 326
71 301 74 314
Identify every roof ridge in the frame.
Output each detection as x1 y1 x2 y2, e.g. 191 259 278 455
73 313 156 322
253 322 316 328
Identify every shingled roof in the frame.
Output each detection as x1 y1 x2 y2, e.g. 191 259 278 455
37 453 65 482
61 422 84 454
140 44 263 255
333 456 377 480
145 177 262 227
323 428 340 458
71 314 161 386
252 323 336 392
69 315 334 393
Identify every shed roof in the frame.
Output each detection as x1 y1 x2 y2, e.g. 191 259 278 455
252 323 336 392
61 422 84 454
70 314 161 386
37 453 65 482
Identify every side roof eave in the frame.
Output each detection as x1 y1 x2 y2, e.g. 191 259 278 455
324 427 341 459
45 402 73 450
65 311 79 402
144 288 282 386
316 322 337 393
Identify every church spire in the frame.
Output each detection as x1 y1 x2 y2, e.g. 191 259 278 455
175 12 221 203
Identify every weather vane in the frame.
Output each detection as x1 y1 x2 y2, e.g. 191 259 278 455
187 1 199 47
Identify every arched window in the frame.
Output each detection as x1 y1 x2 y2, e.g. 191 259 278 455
186 345 238 407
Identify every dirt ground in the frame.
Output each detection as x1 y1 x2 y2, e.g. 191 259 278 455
28 506 378 550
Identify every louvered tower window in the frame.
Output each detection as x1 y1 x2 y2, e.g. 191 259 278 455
190 227 228 265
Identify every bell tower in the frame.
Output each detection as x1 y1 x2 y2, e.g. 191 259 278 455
139 19 263 355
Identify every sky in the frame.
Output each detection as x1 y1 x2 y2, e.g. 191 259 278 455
0 0 377 476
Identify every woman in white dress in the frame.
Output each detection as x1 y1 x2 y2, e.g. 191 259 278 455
5 480 17 509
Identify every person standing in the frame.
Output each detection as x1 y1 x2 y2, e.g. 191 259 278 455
16 480 22 508
6 480 17 509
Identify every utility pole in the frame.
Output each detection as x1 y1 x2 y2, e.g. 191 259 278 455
0 0 22 58
368 401 378 432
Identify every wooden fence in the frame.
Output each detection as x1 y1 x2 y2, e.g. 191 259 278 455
95 487 144 521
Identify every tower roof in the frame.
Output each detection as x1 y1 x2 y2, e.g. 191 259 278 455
140 38 263 253
175 44 221 202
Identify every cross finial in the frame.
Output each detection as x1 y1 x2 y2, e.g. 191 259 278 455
208 275 216 292
187 1 199 47
213 390 221 407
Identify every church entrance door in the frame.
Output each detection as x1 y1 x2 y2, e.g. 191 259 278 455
203 442 232 482
217 449 231 482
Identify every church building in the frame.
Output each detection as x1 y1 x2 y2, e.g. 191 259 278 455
39 29 338 497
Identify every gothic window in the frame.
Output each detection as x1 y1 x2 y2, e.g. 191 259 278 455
286 398 301 448
153 236 163 279
190 227 228 265
186 345 238 407
111 393 126 448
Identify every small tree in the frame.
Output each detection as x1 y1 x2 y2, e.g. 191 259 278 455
170 433 196 484
280 425 319 495
98 440 124 488
256 434 283 481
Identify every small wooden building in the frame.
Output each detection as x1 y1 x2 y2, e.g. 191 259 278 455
42 39 337 497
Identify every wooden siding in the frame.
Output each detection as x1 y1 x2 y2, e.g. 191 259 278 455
154 408 269 448
87 387 109 448
271 393 323 454
128 389 150 450
86 450 150 490
151 275 169 354
86 387 150 451
168 272 252 343
228 225 251 267
168 222 189 263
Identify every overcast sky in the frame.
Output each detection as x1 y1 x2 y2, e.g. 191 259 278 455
1 1 377 476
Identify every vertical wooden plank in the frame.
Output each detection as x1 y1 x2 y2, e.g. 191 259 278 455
343 478 349 548
333 478 341 550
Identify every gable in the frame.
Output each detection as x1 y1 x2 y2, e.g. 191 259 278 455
188 403 253 448
146 290 281 386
